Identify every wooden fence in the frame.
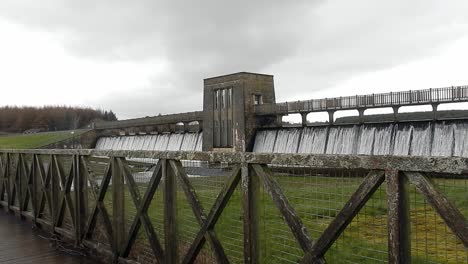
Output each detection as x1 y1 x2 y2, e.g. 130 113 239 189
0 149 467 263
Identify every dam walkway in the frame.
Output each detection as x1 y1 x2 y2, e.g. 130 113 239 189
0 210 95 264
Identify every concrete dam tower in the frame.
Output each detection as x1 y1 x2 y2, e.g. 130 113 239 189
202 72 276 152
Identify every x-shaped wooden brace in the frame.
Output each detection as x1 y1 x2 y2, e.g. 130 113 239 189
404 172 468 248
84 157 116 253
35 155 54 221
300 170 385 263
53 155 76 230
170 159 230 264
181 164 241 264
118 158 164 263
10 154 24 209
0 153 8 203
250 164 385 264
21 154 36 213
119 158 165 263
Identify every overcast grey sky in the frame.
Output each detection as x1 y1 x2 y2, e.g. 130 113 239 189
0 0 467 119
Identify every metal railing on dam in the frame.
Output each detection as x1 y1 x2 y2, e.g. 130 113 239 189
93 111 203 130
0 149 467 263
256 85 468 115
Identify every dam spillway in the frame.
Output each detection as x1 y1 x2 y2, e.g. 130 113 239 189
253 120 468 157
95 132 203 151
90 73 468 158
95 120 468 158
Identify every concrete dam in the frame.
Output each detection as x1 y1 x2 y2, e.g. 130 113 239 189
95 119 468 157
95 132 202 151
91 72 468 158
254 120 468 157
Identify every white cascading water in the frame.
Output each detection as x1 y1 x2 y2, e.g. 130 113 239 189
297 127 328 154
357 125 375 155
326 126 359 155
431 122 454 156
253 130 278 153
95 132 203 152
392 124 412 156
454 122 468 157
410 123 432 156
253 121 468 157
273 129 301 153
373 125 394 155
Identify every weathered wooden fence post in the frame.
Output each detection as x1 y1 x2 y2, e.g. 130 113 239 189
51 154 60 231
31 154 37 224
17 154 23 215
242 163 260 264
164 159 178 264
4 153 11 212
74 154 87 245
386 169 411 263
112 156 125 260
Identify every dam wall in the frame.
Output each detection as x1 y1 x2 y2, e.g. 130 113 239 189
95 132 202 152
253 120 468 157
85 72 468 156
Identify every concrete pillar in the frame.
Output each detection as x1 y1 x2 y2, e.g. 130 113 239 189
392 106 400 122
358 108 366 124
328 110 335 124
300 112 308 127
183 122 191 132
198 121 203 132
276 115 284 127
431 103 439 121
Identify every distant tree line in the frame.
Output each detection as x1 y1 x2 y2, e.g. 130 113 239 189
0 106 117 133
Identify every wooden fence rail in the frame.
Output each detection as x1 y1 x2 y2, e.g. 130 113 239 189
0 149 467 263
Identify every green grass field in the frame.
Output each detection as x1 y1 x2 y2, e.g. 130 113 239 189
87 170 467 264
0 130 88 149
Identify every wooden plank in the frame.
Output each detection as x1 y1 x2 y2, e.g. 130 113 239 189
405 171 468 248
75 155 87 244
163 159 178 264
51 154 60 228
21 154 34 215
98 200 116 254
10 154 20 209
120 159 164 263
301 170 385 263
3 153 11 212
169 159 229 264
112 157 125 257
53 155 76 229
19 153 28 213
84 159 112 240
2 149 468 175
241 163 260 264
35 155 53 223
0 154 5 205
182 165 241 264
252 164 314 253
17 154 24 213
387 170 411 264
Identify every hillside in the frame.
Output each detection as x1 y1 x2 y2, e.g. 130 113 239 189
0 130 88 149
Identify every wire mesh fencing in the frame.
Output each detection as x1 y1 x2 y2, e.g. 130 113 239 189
0 150 468 263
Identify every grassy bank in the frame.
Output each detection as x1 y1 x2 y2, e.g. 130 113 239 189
0 129 88 149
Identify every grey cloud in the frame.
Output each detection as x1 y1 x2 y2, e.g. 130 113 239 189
1 0 467 118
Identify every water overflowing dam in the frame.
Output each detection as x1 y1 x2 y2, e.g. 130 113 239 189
253 120 468 157
95 132 202 151
95 120 468 158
